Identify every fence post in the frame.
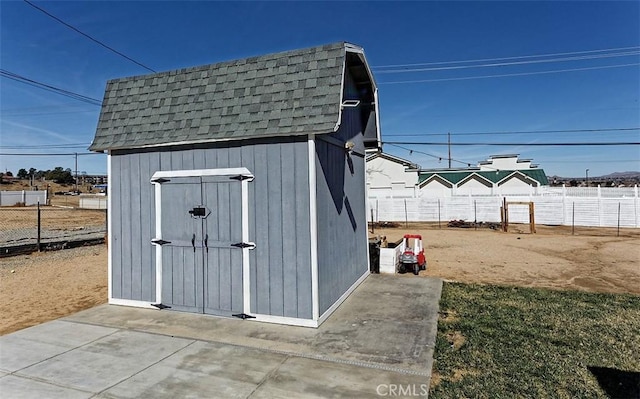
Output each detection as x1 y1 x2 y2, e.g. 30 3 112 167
562 184 566 225
617 202 621 237
598 185 602 227
633 184 640 227
370 208 375 234
572 202 575 235
104 208 109 248
474 200 477 230
37 201 41 252
403 199 408 228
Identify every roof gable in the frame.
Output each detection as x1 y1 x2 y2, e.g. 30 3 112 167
90 42 373 151
418 169 548 186
366 152 419 169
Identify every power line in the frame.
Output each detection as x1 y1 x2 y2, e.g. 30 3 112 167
385 143 639 173
375 51 640 74
385 143 478 168
23 0 156 73
538 160 639 164
379 63 640 84
0 144 91 149
383 141 640 146
2 110 98 117
0 69 102 106
372 45 640 69
386 127 640 137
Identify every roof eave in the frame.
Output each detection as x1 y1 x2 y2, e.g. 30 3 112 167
90 129 327 152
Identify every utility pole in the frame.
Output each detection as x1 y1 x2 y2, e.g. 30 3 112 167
75 152 78 193
447 132 451 168
585 169 589 188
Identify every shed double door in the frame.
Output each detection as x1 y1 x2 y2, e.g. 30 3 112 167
159 176 244 316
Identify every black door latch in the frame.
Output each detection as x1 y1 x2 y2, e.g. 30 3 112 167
189 207 206 217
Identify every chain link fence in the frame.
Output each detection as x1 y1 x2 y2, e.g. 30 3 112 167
0 205 107 257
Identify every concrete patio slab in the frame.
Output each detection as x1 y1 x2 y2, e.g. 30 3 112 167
0 374 92 399
0 275 442 398
4 320 117 348
0 335 70 373
249 356 429 399
17 332 193 393
66 275 442 375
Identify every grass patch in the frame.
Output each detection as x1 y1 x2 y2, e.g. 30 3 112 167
431 283 640 398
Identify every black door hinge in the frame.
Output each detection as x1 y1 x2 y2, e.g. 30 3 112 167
151 239 171 245
231 242 256 249
151 178 170 184
151 303 171 309
232 313 256 320
230 174 252 181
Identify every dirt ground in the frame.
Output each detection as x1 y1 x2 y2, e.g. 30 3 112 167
372 223 640 295
0 207 105 230
0 246 107 335
1 223 638 336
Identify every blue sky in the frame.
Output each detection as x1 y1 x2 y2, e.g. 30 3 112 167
1 1 638 177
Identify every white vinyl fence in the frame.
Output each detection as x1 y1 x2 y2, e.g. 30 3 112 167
368 186 640 228
79 196 108 210
0 190 48 206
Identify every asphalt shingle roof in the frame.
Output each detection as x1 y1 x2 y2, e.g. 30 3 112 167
90 42 349 151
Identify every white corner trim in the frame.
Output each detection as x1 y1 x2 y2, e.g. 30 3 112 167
308 135 319 321
250 313 318 328
373 89 382 148
107 153 113 301
317 270 369 326
108 298 158 309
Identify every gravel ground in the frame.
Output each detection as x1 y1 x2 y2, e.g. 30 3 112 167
0 226 106 246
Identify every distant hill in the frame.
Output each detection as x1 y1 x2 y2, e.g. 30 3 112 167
548 171 640 180
599 171 640 179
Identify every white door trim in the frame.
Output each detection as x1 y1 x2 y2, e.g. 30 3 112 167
150 167 254 311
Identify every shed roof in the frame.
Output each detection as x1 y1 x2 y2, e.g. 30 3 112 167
90 42 369 151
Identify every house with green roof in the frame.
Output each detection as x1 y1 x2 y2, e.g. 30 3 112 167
418 154 548 197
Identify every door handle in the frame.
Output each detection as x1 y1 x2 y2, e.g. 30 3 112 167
191 233 196 252
204 234 208 253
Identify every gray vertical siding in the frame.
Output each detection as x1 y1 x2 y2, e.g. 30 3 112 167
316 69 369 315
110 152 159 302
110 137 312 319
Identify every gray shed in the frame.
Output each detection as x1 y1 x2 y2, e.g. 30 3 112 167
90 42 381 327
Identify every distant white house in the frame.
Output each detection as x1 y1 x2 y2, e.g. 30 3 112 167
477 153 537 171
366 152 420 198
418 154 548 197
